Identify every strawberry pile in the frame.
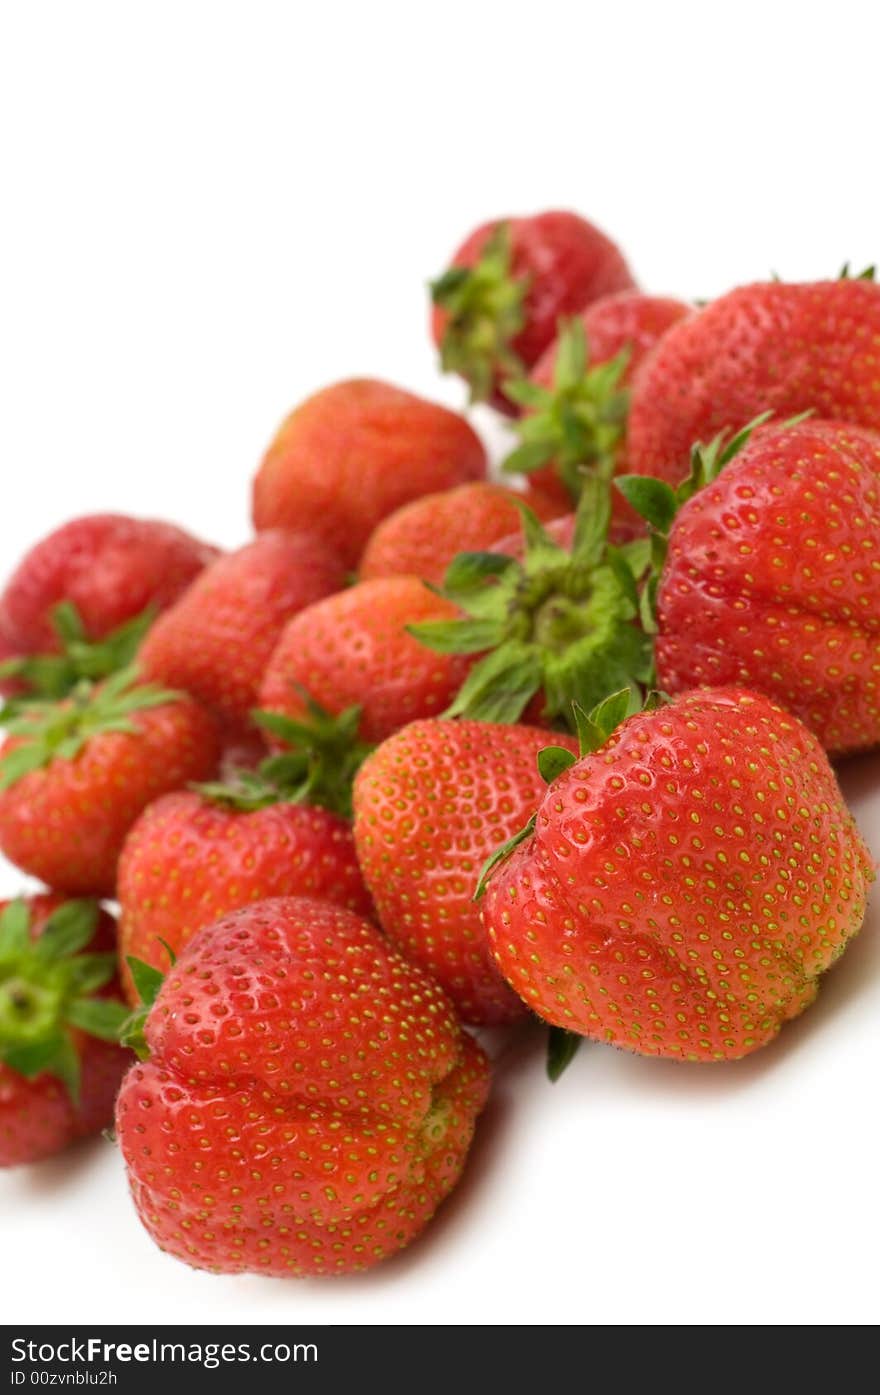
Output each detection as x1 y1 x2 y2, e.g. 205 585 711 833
1 209 877 1283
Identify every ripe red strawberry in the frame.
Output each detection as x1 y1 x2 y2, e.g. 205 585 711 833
483 688 873 1063
252 380 487 568
259 577 470 744
117 782 372 1000
627 277 880 485
353 718 578 1024
508 292 691 512
0 895 130 1166
359 482 563 585
115 896 490 1276
632 418 880 756
0 515 218 686
0 670 220 895
139 531 346 734
431 212 635 409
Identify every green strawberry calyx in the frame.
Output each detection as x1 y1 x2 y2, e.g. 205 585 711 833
0 664 182 791
616 411 779 636
409 478 653 728
838 262 876 281
430 223 528 402
235 692 374 820
501 317 631 500
0 898 129 1102
118 952 172 1062
0 601 156 710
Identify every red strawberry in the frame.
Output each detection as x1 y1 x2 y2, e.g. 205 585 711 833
634 418 880 756
533 292 692 390
431 212 635 409
115 896 490 1276
252 380 486 568
483 688 873 1063
359 482 563 585
0 670 220 895
0 513 218 657
259 577 470 744
353 718 578 1024
627 277 880 485
117 782 372 999
0 895 130 1166
139 531 346 734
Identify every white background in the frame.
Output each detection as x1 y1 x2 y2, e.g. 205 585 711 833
1 1 879 1326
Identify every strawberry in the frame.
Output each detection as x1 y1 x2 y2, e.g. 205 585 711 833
482 688 873 1063
431 212 635 409
0 515 218 699
259 576 471 745
353 718 578 1024
359 481 563 585
0 669 220 895
138 531 346 734
503 292 691 511
115 896 490 1276
117 775 372 999
411 484 651 728
252 380 487 568
0 895 130 1166
627 276 880 485
619 417 880 756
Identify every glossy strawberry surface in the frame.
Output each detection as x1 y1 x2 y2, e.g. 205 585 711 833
116 897 490 1276
260 577 470 744
484 688 873 1061
117 789 372 997
656 420 880 754
354 718 579 1024
628 279 880 484
139 530 346 732
252 380 486 567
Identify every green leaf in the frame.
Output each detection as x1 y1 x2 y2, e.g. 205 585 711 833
65 997 130 1042
126 956 165 1010
34 900 99 962
66 953 117 995
473 814 536 901
615 476 678 534
547 1027 582 1081
552 318 588 392
49 1033 81 1103
501 440 558 477
572 688 640 755
537 745 577 784
443 643 544 725
2 1031 81 1103
51 601 87 646
501 378 549 411
406 617 505 655
517 505 570 577
0 899 31 960
0 741 55 789
571 475 613 569
2 1034 66 1079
